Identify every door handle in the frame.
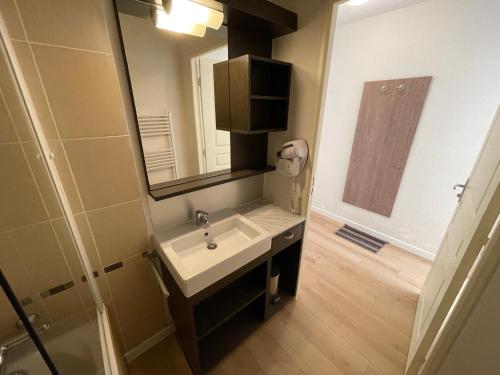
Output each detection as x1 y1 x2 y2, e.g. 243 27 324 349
453 179 469 200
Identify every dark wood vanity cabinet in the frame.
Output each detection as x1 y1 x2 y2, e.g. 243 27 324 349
214 54 292 134
159 222 304 374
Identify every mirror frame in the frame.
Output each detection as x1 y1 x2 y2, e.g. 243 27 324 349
111 0 297 200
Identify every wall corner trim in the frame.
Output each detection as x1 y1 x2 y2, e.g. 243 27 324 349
311 206 436 261
124 323 176 364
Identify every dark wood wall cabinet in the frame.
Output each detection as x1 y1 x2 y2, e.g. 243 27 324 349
158 222 304 375
215 55 292 134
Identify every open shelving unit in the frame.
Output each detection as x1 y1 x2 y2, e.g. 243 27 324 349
193 262 267 340
215 54 292 134
199 295 266 372
268 238 301 317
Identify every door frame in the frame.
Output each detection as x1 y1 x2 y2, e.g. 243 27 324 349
191 44 228 175
304 0 500 373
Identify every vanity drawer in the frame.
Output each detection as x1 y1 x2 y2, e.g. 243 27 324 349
271 223 304 255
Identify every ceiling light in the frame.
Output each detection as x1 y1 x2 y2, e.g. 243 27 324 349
347 0 369 6
162 0 224 30
152 8 206 37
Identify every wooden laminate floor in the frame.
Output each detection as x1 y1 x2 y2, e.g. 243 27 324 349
129 212 432 375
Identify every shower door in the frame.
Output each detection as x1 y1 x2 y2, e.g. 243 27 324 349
0 17 106 375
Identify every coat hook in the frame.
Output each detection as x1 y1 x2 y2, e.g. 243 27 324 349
397 84 406 92
379 85 388 94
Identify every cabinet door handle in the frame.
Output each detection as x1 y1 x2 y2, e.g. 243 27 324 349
284 231 294 240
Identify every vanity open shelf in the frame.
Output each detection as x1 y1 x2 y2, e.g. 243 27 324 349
268 234 302 317
199 294 266 372
194 262 267 340
157 221 304 375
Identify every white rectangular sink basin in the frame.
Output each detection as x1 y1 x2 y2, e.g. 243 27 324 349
154 211 271 297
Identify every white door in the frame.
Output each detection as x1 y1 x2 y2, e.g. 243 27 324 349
406 106 500 374
198 56 230 173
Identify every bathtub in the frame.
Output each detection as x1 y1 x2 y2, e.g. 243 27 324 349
2 305 124 375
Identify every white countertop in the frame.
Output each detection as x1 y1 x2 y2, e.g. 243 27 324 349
235 199 305 237
154 199 305 245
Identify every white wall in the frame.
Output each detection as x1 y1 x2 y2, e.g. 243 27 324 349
313 0 500 259
119 14 199 178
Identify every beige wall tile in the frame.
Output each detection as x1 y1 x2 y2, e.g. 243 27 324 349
77 275 110 308
0 0 25 40
0 232 36 298
21 141 84 218
41 286 84 322
22 297 50 324
52 214 101 277
64 137 140 210
32 44 126 138
0 93 18 142
49 140 84 213
12 41 59 139
87 200 150 266
22 141 62 219
10 222 72 292
0 51 32 141
0 144 48 229
0 215 7 232
106 255 167 350
0 293 21 340
16 0 110 52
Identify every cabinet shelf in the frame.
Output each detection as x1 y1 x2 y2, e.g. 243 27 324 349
251 95 288 101
268 286 294 318
195 287 265 340
215 54 292 134
194 262 267 340
199 296 264 372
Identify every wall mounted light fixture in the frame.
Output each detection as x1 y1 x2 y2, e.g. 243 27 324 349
151 7 207 37
163 0 223 30
152 0 223 37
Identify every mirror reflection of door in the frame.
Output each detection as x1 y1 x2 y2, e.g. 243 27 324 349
192 46 230 174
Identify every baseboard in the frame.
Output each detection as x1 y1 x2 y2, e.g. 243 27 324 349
311 206 436 261
124 323 176 363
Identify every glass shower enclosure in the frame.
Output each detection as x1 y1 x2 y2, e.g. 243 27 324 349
0 15 116 375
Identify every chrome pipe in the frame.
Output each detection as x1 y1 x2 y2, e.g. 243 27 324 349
0 322 51 374
0 346 8 375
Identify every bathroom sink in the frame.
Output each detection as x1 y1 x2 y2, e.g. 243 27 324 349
153 211 271 297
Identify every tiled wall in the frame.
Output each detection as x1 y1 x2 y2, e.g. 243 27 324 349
0 0 167 352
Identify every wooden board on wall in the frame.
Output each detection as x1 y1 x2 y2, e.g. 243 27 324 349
343 76 432 217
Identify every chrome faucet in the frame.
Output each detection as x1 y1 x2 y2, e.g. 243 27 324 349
195 210 210 226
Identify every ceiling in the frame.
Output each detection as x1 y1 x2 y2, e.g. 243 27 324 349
336 0 431 25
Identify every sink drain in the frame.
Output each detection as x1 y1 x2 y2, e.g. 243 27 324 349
207 242 218 250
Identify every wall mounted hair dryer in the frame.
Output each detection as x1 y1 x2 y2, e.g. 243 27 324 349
276 140 309 214
276 140 309 177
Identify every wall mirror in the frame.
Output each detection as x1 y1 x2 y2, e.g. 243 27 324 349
115 0 230 190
